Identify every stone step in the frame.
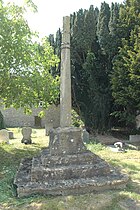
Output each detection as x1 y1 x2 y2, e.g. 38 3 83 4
41 150 104 167
14 158 128 198
31 161 110 182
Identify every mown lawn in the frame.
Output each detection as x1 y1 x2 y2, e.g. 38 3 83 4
0 128 140 210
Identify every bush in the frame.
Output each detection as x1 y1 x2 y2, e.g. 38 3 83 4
72 110 84 127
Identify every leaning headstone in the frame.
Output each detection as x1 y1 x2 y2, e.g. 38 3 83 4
21 127 32 144
0 129 9 143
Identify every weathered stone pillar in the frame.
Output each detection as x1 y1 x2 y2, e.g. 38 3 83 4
60 16 71 127
49 16 86 155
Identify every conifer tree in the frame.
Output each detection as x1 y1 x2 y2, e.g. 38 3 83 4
111 0 140 128
97 2 110 55
71 6 112 132
109 3 120 56
50 1 139 132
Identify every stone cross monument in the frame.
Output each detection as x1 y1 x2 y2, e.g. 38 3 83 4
60 16 71 127
49 16 86 156
14 16 128 198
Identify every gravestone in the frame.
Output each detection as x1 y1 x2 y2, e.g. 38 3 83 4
14 16 128 197
0 129 9 143
129 135 140 150
82 129 90 143
8 130 14 139
21 127 32 144
129 135 140 143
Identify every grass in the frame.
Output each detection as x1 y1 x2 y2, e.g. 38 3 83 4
0 128 140 210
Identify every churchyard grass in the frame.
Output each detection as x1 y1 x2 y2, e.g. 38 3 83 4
0 128 140 210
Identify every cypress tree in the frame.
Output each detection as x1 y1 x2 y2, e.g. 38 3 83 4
54 29 62 76
71 6 112 132
109 3 120 56
111 0 140 128
97 2 110 55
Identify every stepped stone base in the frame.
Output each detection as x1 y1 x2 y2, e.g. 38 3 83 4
14 127 128 197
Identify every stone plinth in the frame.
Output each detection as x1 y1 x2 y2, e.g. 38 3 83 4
14 155 128 197
31 150 110 182
14 127 128 198
49 127 86 155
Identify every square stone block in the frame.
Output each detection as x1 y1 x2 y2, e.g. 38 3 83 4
49 127 86 155
129 135 140 143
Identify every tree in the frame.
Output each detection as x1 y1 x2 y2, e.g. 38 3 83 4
111 0 140 128
109 3 120 57
111 30 140 127
48 29 62 76
50 1 139 132
97 2 110 55
69 6 113 132
82 52 111 132
70 7 101 132
0 1 60 113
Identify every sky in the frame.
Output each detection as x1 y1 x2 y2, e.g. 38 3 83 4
4 0 123 38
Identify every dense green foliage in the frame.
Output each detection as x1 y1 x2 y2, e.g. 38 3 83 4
0 0 60 113
111 0 140 127
0 0 139 131
50 0 140 132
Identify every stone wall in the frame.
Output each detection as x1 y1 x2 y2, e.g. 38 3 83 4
1 104 60 131
1 106 46 128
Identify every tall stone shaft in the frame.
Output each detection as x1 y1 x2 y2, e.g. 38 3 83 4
60 16 71 127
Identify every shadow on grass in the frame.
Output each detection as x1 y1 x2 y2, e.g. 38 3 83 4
0 146 40 168
0 144 43 204
108 158 140 197
109 158 140 174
